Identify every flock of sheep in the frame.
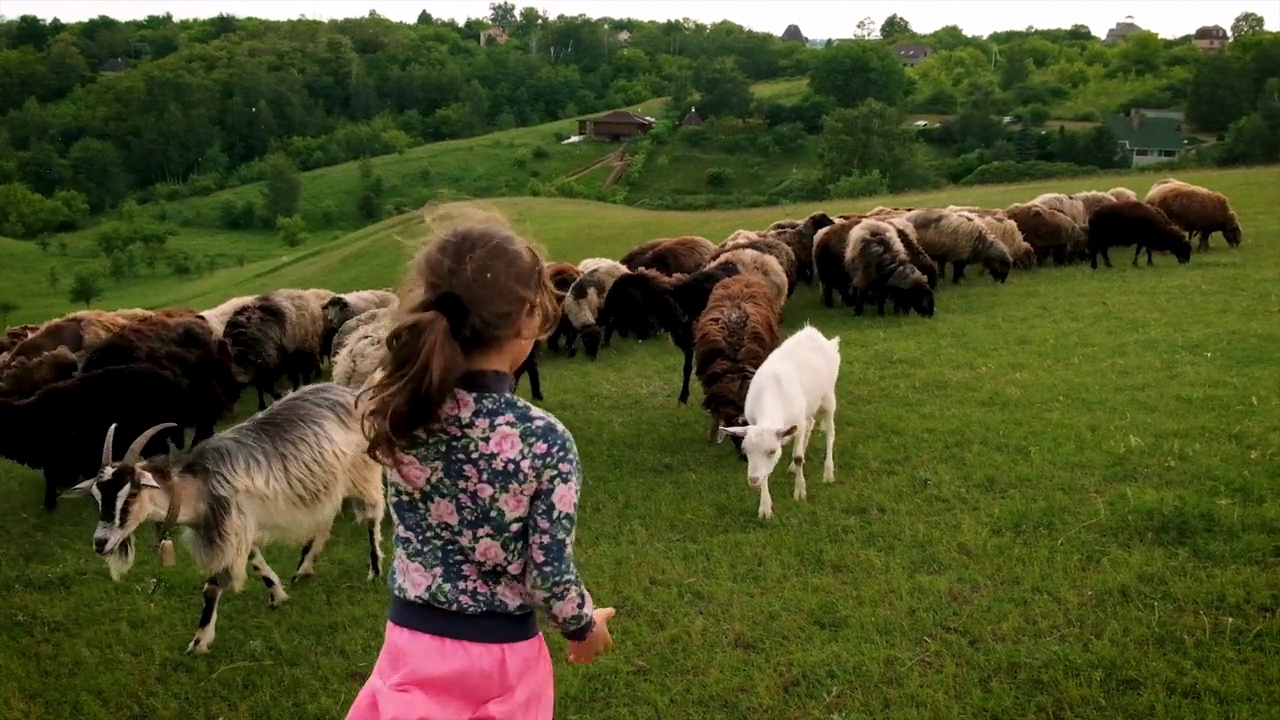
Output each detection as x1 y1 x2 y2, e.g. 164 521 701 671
0 176 1244 652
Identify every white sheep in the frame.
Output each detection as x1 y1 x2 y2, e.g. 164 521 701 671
718 324 841 520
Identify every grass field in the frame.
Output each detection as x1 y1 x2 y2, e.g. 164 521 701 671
1 166 1277 719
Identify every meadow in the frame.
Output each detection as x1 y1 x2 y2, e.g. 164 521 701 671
0 166 1277 719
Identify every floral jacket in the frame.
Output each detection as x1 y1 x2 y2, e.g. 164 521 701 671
383 370 595 640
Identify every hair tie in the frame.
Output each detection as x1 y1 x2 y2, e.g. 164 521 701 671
430 291 469 338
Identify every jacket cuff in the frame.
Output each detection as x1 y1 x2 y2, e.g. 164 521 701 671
560 617 595 642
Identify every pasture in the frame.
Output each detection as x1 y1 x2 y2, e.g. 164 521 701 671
0 167 1277 719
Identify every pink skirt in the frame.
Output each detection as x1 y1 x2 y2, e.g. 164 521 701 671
346 621 554 720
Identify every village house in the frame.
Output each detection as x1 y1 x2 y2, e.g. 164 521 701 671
577 110 655 142
1104 110 1190 168
1193 25 1229 53
681 107 704 127
892 42 933 67
615 29 632 43
1104 16 1144 44
479 26 508 46
781 24 807 44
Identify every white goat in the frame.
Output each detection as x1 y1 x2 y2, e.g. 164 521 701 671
65 382 385 654
718 324 841 519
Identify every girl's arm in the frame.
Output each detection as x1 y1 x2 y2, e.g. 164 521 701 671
524 421 595 641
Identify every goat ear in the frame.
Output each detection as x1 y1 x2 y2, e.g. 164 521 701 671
63 478 97 497
718 425 748 439
778 425 799 439
135 470 162 490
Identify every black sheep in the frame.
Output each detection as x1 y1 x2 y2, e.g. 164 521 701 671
1087 201 1193 269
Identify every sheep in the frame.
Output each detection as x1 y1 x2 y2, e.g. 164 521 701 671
0 346 79 400
562 259 629 360
321 290 398 360
223 289 329 409
1144 181 1243 251
1071 190 1119 219
693 274 783 460
1108 187 1139 203
198 295 257 338
1 364 212 511
718 325 841 521
762 212 837 285
972 213 1036 269
813 221 857 308
1087 201 1193 269
78 315 241 442
545 261 582 294
879 215 942 289
332 310 396 390
842 218 936 318
903 209 1013 284
3 310 136 363
706 248 788 308
64 382 385 654
331 307 392 360
1003 203 1088 266
599 268 676 346
576 257 618 275
1030 192 1088 225
715 234 798 296
511 340 547 402
621 236 717 276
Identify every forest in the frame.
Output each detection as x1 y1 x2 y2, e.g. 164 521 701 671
0 5 1277 239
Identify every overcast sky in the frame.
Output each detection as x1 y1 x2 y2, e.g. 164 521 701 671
2 1 1276 40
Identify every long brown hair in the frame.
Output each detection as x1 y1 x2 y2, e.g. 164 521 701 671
362 215 559 465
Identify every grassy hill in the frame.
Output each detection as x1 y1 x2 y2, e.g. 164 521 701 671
1 166 1274 719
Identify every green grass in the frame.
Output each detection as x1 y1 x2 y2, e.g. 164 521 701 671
1 166 1278 718
752 77 813 103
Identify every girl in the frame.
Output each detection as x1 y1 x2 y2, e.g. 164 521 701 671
347 219 615 720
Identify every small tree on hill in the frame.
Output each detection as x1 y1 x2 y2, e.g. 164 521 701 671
262 153 301 219
46 264 60 290
68 271 102 308
277 214 309 248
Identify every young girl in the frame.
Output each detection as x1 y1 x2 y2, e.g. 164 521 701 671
347 219 615 720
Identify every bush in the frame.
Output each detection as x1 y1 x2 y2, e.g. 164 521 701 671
276 214 309 248
705 167 734 189
829 170 890 199
530 145 550 160
219 198 259 230
958 161 1100 186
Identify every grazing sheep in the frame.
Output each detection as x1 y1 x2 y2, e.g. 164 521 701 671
1004 203 1088 265
763 212 837 285
223 289 329 409
813 222 857 308
563 260 630 360
65 382 385 654
545 261 582 294
4 310 136 363
841 219 935 318
0 346 79 400
904 209 1013 284
879 215 941 288
1 364 210 511
973 213 1036 269
321 290 398 360
715 234 798 296
718 325 841 521
1071 190 1118 219
599 268 675 346
1144 181 1243 251
199 295 257 338
707 248 788 308
621 236 717 276
1030 192 1088 225
1108 187 1139 203
332 310 396 390
866 206 915 216
1087 201 1193 269
694 274 784 459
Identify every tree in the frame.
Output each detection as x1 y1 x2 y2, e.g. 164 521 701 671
693 59 755 119
488 2 517 30
818 100 922 190
262 153 302 220
808 41 913 109
68 272 102 308
277 214 309 248
880 14 914 41
1231 12 1266 39
1186 53 1255 132
46 264 59 291
854 17 878 40
0 300 17 326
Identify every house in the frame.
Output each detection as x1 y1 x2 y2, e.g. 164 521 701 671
1104 110 1190 168
681 107 704 127
479 26 508 46
577 110 655 142
615 30 632 43
1193 25 1229 53
98 58 128 75
892 43 933 67
781 24 807 44
1104 16 1144 44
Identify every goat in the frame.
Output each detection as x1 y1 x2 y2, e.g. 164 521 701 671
718 325 841 521
64 382 386 654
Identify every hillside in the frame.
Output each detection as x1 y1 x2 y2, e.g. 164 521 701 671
0 166 1274 718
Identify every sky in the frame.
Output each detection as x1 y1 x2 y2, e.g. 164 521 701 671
1 1 1276 40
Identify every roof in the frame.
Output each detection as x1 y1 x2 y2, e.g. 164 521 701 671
893 42 932 57
681 108 703 126
1103 113 1189 151
583 110 654 126
99 58 128 72
1194 25 1228 40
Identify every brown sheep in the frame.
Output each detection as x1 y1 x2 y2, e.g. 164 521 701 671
1086 201 1193 269
974 213 1036 269
621 236 717 276
545 261 582 294
222 288 329 409
762 212 837 285
693 273 783 456
1004 203 1088 266
1144 181 1243 251
840 219 935 318
813 222 857 308
878 215 941 288
903 209 1013 284
706 248 788 308
714 234 798 296
563 259 630 360
4 310 136 363
617 239 667 270
0 346 79 400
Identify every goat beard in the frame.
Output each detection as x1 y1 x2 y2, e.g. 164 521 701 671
104 536 136 582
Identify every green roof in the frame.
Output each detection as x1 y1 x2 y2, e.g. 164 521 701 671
1104 114 1189 151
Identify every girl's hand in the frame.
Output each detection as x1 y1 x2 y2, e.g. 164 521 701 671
567 607 616 664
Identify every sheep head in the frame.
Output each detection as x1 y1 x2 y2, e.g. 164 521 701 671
1224 212 1243 247
63 422 178 581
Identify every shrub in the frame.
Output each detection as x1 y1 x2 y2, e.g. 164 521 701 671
958 161 1100 186
530 145 550 160
829 170 890 199
705 167 734 189
276 214 309 248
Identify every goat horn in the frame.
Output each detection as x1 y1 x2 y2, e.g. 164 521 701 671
122 423 178 465
102 423 118 466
